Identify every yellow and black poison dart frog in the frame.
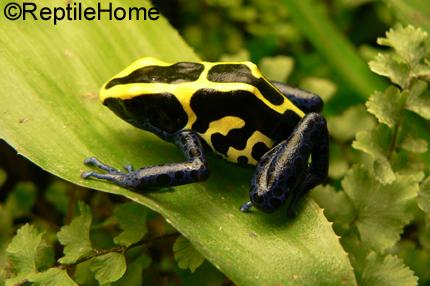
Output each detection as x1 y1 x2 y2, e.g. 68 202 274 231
82 57 329 214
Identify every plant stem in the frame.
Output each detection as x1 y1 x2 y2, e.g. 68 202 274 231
57 231 180 272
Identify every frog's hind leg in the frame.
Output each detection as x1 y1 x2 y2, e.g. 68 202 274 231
82 131 209 189
241 112 328 214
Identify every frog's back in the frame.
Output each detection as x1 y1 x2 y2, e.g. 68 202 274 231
100 57 305 166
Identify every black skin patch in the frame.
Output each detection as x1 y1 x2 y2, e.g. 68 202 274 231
207 64 284 106
105 62 204 89
157 174 171 185
251 142 270 161
104 93 188 135
237 156 249 166
190 89 301 160
207 64 255 83
174 171 184 179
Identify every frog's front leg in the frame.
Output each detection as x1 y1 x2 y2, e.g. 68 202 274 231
241 113 328 215
82 131 209 189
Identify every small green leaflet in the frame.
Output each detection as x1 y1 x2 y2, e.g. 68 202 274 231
341 165 420 252
311 185 355 227
57 202 93 264
73 260 95 285
6 224 44 286
377 25 428 67
418 176 430 214
366 86 405 128
173 235 205 272
114 202 148 247
353 125 395 184
406 80 430 120
369 53 409 88
29 268 77 286
89 252 127 284
369 25 430 88
400 132 428 154
359 252 418 286
112 255 152 286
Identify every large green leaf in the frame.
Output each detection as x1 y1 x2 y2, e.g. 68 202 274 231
0 1 356 285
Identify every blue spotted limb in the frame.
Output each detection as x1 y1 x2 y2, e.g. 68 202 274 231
240 112 329 215
82 131 209 189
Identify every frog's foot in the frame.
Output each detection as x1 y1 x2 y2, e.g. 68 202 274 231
82 157 136 188
82 157 143 189
83 157 125 175
81 132 210 190
240 201 253 212
83 158 134 175
249 113 329 214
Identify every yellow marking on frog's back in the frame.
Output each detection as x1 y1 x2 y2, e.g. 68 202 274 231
226 131 274 165
99 58 305 129
196 117 273 165
198 116 245 152
206 116 246 136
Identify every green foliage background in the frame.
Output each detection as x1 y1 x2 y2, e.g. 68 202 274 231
1 0 430 285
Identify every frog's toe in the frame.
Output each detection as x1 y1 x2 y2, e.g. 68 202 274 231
123 164 134 173
83 157 97 165
81 171 95 179
240 201 253 212
83 157 123 175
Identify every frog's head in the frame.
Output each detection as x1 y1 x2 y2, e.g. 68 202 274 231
98 57 203 138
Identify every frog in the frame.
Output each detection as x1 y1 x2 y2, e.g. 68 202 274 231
82 57 328 215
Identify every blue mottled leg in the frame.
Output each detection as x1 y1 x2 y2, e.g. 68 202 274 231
82 131 209 189
286 124 329 216
242 113 328 214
